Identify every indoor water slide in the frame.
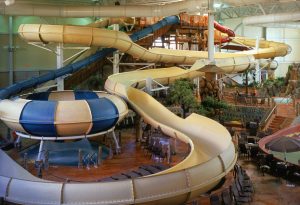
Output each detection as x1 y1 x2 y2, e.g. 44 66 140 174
0 19 291 205
201 15 235 43
3 23 288 138
0 16 180 100
88 17 135 28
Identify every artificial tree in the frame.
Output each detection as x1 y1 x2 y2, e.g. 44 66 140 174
168 78 197 118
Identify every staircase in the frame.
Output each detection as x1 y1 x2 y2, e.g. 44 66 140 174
276 103 296 118
264 103 296 133
267 116 286 133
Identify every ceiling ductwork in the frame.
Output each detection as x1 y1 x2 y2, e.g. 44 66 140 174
3 0 14 6
256 22 300 29
0 0 207 17
243 12 300 26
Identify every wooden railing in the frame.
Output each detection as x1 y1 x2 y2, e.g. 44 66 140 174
223 91 272 107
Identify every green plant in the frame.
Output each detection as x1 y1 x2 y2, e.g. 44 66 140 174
196 104 210 116
200 96 230 118
168 78 197 118
201 96 229 109
261 76 286 97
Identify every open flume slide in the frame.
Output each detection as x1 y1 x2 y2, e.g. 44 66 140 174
0 18 290 205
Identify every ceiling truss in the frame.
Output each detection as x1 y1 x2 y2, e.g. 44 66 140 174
218 1 300 20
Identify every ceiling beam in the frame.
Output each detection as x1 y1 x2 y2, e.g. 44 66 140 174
258 4 266 15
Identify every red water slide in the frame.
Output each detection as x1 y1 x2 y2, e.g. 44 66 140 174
201 14 235 43
214 21 235 43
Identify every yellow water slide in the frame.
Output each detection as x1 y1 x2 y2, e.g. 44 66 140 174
88 17 135 28
0 24 290 205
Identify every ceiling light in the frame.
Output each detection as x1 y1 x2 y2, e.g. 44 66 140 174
213 3 222 9
4 0 15 6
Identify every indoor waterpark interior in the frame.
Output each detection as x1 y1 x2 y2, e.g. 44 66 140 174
0 0 300 205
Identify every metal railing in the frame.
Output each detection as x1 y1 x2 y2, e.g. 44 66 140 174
83 151 98 169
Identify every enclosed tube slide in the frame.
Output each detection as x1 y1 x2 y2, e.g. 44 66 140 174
214 21 235 38
0 22 256 138
0 16 180 100
202 15 235 43
0 17 291 205
17 24 257 71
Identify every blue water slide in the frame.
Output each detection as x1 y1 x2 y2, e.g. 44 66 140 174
0 16 180 100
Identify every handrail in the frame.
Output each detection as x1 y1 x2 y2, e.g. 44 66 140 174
259 94 292 130
259 104 277 130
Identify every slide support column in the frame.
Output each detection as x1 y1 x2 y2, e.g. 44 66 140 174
8 16 14 85
208 0 215 64
56 43 64 91
37 140 44 162
113 24 120 74
255 36 261 83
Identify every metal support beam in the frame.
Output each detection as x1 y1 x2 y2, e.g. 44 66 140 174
194 77 200 98
8 16 13 85
258 4 266 15
63 47 90 63
28 42 57 54
111 130 121 154
262 27 267 40
208 0 215 64
217 2 300 20
146 77 153 95
113 24 120 74
255 36 261 83
113 51 120 74
27 43 90 91
56 43 64 91
37 140 44 162
144 78 169 94
97 146 102 165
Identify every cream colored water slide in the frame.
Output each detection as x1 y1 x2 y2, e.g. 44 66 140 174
0 24 289 205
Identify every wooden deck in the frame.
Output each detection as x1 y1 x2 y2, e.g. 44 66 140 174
17 129 189 182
